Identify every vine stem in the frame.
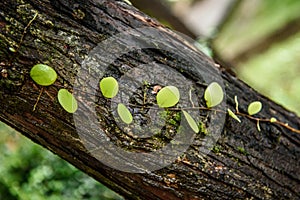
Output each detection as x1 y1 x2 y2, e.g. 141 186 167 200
273 121 300 134
61 87 300 134
124 103 300 134
237 112 300 134
16 12 38 52
33 87 44 111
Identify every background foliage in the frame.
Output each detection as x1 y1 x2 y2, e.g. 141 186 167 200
213 0 300 115
0 122 123 200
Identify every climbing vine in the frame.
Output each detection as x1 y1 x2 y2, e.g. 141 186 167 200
98 77 300 135
30 64 78 113
29 65 300 134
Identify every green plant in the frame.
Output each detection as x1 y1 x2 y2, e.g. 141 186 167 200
30 64 57 86
117 103 133 124
227 108 241 123
97 77 300 134
156 86 180 108
100 77 119 98
30 64 80 114
182 110 199 133
248 101 262 115
270 117 277 123
57 89 78 113
204 82 224 108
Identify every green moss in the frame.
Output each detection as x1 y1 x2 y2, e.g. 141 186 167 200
212 145 222 154
168 119 177 126
142 80 150 87
237 147 248 155
174 111 181 121
199 121 209 135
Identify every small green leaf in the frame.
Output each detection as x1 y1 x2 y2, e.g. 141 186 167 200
100 77 119 98
182 110 199 133
30 64 57 86
117 103 133 124
248 101 262 115
194 39 213 58
227 109 241 123
270 117 277 123
57 89 78 113
204 82 224 108
156 86 180 108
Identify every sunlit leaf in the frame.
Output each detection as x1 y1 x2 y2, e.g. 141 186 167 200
182 110 199 133
248 101 262 115
100 77 119 98
204 82 224 108
30 64 57 86
57 89 78 113
156 86 180 108
270 117 277 123
227 109 241 123
117 103 133 124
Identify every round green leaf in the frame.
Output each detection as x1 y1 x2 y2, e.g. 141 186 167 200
57 89 78 113
248 101 262 115
156 86 180 108
100 77 119 98
182 110 199 133
117 103 133 124
30 64 57 86
204 82 224 108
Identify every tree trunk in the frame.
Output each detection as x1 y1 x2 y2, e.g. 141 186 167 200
0 0 299 199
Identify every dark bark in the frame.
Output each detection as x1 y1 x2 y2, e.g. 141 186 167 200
0 0 299 199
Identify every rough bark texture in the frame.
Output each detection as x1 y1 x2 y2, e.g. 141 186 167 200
0 0 299 199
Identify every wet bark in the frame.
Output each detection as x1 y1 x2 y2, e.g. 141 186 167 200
0 0 299 199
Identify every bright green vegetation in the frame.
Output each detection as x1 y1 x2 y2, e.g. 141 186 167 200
204 82 224 108
270 117 277 123
100 77 119 98
156 86 180 108
117 103 133 124
227 108 241 123
30 64 57 86
57 89 78 113
248 101 262 116
182 110 199 133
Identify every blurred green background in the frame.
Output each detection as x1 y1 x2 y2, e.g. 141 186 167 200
213 0 300 115
1 0 300 199
0 122 123 200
